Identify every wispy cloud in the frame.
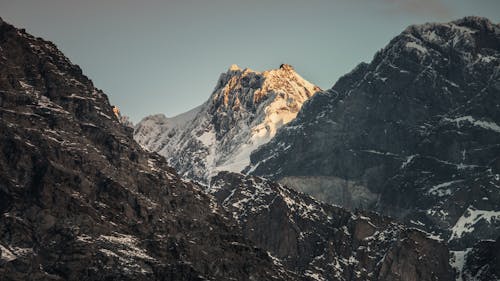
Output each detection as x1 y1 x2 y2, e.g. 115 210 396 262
382 0 451 17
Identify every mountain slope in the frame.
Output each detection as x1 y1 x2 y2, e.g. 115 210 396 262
248 16 500 252
135 64 320 183
134 105 201 152
209 172 454 281
0 18 298 281
461 237 500 280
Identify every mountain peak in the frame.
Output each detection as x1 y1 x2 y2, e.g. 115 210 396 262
452 16 497 29
402 16 499 41
135 63 320 183
228 64 241 71
279 63 295 72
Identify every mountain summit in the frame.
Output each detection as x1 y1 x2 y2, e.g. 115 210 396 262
135 64 320 183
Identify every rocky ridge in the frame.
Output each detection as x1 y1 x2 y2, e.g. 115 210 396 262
0 18 297 281
247 17 500 276
209 172 454 281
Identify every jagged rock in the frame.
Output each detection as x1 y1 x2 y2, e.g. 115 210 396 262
462 237 500 280
248 17 500 259
209 172 454 281
134 64 321 184
0 18 298 281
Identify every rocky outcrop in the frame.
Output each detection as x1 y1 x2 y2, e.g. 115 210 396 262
135 64 320 184
462 237 500 280
209 172 454 281
0 18 297 281
248 17 500 252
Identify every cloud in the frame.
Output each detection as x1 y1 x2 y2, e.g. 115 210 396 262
382 0 451 17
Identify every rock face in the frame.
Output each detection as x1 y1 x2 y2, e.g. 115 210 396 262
209 172 454 281
0 19 298 280
134 64 320 184
249 16 500 254
462 237 500 280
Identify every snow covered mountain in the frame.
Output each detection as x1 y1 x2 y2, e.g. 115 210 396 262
248 16 500 261
135 63 320 183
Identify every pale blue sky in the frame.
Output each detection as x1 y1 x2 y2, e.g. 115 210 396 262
2 0 499 122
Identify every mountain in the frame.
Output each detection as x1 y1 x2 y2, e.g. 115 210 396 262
0 18 298 280
248 16 500 255
0 17 460 281
134 64 320 184
209 172 454 281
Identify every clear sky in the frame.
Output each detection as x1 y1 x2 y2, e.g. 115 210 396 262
2 0 499 122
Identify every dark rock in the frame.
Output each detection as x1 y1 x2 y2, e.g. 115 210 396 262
0 19 297 281
249 17 500 255
462 237 500 280
210 172 454 281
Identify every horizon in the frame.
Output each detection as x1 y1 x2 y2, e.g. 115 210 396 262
2 0 499 123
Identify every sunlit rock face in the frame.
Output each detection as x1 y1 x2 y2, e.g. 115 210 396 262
135 63 320 184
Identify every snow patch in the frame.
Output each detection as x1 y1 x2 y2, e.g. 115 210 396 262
405 42 428 54
0 244 17 262
449 206 500 241
445 116 500 133
427 180 463 197
450 248 472 281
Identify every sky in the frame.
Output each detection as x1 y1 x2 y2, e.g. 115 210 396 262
1 0 499 122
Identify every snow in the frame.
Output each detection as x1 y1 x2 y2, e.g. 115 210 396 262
427 180 463 197
36 95 70 114
136 64 319 182
423 30 441 43
450 24 475 34
410 220 425 226
229 64 241 71
215 95 301 174
449 206 500 241
197 130 216 147
167 105 203 128
99 233 154 261
98 111 112 119
405 42 428 54
450 248 472 281
401 154 417 168
215 143 253 173
99 248 119 258
479 55 495 63
0 244 17 262
360 149 400 158
134 105 202 151
445 116 500 133
304 270 327 281
0 245 33 262
212 67 318 176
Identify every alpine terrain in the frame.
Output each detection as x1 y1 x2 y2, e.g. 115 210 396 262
247 16 500 278
134 63 320 184
0 16 464 281
209 172 454 281
0 17 299 281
